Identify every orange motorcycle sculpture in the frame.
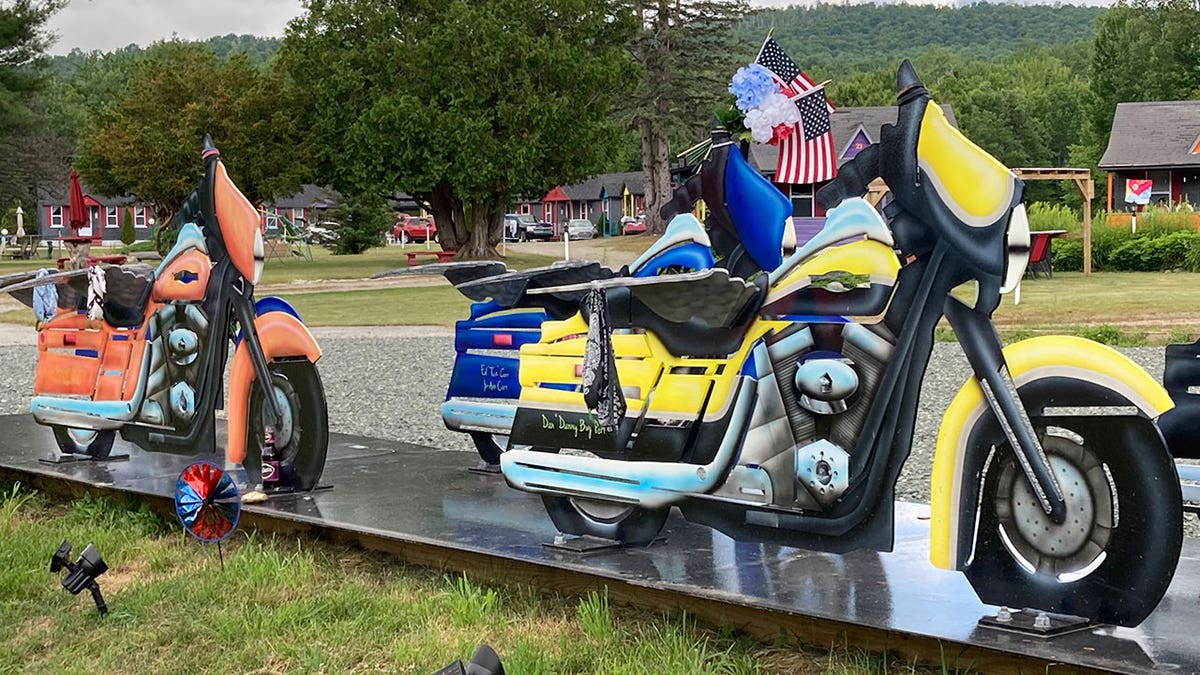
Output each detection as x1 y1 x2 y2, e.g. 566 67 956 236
13 137 328 491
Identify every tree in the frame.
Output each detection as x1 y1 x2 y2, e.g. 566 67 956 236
1074 0 1200 207
120 207 135 245
625 0 749 235
0 0 65 208
326 194 389 255
74 40 308 232
280 0 636 258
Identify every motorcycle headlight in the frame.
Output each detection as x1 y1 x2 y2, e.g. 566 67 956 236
1000 203 1030 294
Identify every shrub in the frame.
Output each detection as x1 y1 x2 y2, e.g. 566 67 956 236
120 208 136 245
1027 202 1080 234
1056 221 1200 272
1051 239 1084 272
327 195 390 255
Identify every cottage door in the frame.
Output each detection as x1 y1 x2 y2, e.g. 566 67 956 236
82 205 98 237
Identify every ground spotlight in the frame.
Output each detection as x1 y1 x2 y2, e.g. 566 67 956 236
433 643 504 675
49 540 108 615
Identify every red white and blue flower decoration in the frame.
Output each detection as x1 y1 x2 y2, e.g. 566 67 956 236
728 64 802 145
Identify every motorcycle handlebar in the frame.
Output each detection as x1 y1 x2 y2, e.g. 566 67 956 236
815 143 881 212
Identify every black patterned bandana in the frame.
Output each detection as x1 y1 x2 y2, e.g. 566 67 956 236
581 287 626 432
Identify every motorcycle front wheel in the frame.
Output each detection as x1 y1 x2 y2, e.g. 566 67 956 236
246 360 329 491
965 418 1180 626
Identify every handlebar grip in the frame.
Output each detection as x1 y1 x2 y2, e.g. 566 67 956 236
816 143 881 211
659 174 705 222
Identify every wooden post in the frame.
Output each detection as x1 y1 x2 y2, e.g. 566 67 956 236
1075 176 1094 276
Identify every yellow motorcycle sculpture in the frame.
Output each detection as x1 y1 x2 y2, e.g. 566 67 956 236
498 62 1181 627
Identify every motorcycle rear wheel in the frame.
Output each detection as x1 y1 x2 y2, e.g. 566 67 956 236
965 420 1180 626
527 447 668 545
246 360 329 491
52 426 115 459
542 495 669 546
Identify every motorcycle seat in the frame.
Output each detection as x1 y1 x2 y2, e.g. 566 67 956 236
600 270 768 358
627 214 711 273
454 260 617 320
101 264 156 328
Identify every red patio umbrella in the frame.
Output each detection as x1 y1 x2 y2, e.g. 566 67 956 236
68 170 87 235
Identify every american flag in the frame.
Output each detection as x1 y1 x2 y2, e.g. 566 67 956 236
755 37 837 185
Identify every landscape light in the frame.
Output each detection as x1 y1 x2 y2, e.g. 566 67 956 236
49 540 108 615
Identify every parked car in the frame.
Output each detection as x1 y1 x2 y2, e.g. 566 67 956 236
393 215 437 244
523 220 555 241
504 213 540 241
565 218 596 240
621 215 647 236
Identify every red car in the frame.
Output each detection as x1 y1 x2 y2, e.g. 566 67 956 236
621 215 647 236
393 215 437 244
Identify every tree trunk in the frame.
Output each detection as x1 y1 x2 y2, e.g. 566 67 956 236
641 119 673 236
425 182 467 251
639 0 675 236
457 196 505 260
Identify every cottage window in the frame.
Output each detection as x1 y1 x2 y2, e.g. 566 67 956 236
790 184 815 218
106 207 118 228
50 206 62 228
134 207 146 227
265 209 279 229
580 202 588 219
544 204 552 222
292 207 304 225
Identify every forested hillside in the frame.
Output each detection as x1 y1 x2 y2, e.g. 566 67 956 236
738 3 1103 69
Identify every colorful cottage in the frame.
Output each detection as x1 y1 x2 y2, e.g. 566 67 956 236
1098 101 1200 210
36 182 155 245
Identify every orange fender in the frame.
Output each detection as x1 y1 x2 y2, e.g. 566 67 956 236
226 312 321 464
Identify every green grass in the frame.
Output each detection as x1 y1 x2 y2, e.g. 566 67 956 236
0 483 959 674
278 285 470 327
260 245 559 285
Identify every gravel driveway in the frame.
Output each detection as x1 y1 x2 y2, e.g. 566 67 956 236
0 325 1172 507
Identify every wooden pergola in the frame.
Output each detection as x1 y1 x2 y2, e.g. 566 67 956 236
1012 168 1094 275
867 169 1095 275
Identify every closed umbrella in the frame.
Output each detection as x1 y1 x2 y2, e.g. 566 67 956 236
68 171 87 234
15 205 23 237
66 171 90 269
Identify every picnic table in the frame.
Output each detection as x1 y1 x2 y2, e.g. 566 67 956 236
56 254 127 270
406 250 457 266
0 234 41 259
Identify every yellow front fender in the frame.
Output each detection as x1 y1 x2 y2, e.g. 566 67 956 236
929 336 1172 570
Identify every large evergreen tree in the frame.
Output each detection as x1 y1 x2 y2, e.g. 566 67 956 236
280 0 636 259
0 0 65 208
626 0 748 235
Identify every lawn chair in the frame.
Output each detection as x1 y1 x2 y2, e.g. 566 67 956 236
1025 231 1053 279
279 214 313 262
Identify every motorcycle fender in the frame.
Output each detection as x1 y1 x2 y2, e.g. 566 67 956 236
226 311 322 464
929 336 1172 571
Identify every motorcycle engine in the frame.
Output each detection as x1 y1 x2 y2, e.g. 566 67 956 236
138 302 211 428
765 322 893 511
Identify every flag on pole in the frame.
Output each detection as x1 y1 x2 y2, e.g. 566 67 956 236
755 38 836 184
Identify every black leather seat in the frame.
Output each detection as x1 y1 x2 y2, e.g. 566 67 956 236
102 266 155 328
598 274 768 359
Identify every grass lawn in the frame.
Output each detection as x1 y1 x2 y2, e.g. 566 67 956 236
260 245 560 285
279 286 471 327
0 483 945 674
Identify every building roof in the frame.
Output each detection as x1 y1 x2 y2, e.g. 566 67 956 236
37 182 136 208
1098 101 1200 170
269 184 340 209
748 104 958 179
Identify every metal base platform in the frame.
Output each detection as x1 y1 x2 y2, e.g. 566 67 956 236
0 413 1196 674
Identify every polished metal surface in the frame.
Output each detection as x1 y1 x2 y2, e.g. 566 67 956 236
0 413 1196 673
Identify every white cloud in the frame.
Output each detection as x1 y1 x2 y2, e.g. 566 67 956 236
47 0 305 54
